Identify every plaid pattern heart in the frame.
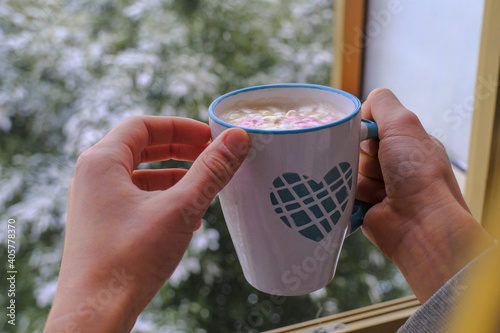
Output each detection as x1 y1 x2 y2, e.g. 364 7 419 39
269 162 353 242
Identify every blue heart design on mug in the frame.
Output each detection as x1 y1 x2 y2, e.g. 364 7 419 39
269 162 353 242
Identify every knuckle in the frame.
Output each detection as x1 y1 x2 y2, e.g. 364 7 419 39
74 146 108 176
124 115 146 125
400 110 422 128
433 149 453 175
429 135 447 152
370 87 393 99
410 139 452 184
75 147 97 169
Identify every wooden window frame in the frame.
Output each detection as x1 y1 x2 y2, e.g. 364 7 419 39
263 295 419 333
464 0 500 232
331 0 366 98
268 0 500 332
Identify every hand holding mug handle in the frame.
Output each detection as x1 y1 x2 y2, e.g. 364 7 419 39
356 88 494 303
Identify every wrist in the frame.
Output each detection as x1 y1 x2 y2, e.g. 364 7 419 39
390 204 494 303
45 267 141 332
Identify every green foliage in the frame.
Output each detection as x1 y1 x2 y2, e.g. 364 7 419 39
0 0 411 332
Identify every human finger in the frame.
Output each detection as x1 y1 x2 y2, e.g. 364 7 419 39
356 173 386 204
138 143 210 165
167 128 251 225
96 116 211 174
361 88 428 141
132 169 188 191
359 150 383 180
360 138 379 157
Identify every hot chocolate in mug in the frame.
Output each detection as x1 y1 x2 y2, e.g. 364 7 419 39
208 84 378 296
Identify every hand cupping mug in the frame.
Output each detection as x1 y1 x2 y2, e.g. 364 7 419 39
208 84 377 296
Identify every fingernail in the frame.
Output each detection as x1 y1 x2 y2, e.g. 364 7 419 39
360 140 376 156
223 128 251 160
360 141 371 155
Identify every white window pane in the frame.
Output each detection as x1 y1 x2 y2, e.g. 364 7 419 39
362 0 485 170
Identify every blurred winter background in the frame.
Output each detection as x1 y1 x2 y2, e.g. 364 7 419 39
0 0 411 332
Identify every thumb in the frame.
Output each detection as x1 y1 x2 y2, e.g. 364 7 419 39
173 127 251 225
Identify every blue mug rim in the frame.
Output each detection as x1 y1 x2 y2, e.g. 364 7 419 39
208 83 362 134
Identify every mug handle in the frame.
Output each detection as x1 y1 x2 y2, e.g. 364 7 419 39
349 119 379 235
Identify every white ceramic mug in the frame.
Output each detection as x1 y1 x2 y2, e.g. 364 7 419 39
208 84 377 296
